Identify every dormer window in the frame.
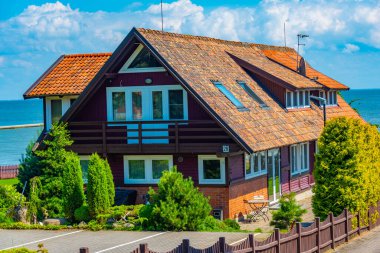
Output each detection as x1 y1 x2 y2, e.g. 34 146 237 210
286 90 310 109
319 91 337 106
119 44 166 73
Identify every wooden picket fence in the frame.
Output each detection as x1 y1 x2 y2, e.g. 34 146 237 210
79 201 380 253
0 165 19 179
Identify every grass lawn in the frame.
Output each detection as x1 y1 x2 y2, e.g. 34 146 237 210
0 178 19 186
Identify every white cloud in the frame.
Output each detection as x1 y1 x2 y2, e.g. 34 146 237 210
343 43 360 53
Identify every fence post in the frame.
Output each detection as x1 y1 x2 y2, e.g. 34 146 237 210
248 234 255 253
357 212 361 236
296 222 301 253
329 212 335 249
182 239 190 253
139 243 148 253
79 248 89 253
316 217 321 253
274 228 280 253
219 237 225 253
344 208 349 243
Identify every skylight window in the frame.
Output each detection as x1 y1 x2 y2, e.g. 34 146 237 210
237 81 269 109
212 81 248 111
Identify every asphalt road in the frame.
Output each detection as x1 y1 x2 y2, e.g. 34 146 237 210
334 226 380 253
0 230 253 253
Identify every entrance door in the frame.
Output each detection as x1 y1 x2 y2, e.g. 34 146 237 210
268 148 281 203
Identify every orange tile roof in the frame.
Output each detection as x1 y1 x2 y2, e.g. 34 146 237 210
255 45 349 90
136 28 360 151
24 53 112 98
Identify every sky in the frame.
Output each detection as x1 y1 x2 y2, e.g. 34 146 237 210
1 0 380 100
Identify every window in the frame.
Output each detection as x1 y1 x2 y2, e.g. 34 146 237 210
212 81 247 110
107 86 188 121
70 98 76 106
245 151 267 179
285 90 310 109
51 99 62 124
198 155 226 184
79 156 90 184
320 91 337 106
112 92 126 121
124 155 173 184
169 90 184 119
238 81 268 108
290 142 309 176
119 44 165 73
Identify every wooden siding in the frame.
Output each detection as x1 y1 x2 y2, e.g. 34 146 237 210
228 154 244 181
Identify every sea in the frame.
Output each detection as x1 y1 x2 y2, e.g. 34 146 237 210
0 89 379 165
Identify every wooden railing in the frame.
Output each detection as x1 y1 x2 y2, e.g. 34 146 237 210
79 201 380 253
0 165 19 179
68 120 237 154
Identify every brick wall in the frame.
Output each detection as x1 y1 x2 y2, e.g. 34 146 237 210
199 187 229 218
228 175 268 219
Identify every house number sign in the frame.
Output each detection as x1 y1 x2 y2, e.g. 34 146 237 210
222 145 230 153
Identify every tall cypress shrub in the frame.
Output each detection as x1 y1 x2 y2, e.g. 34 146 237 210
62 154 85 221
103 159 115 207
313 117 380 220
87 154 110 219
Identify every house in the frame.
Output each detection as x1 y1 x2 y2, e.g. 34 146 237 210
24 28 361 219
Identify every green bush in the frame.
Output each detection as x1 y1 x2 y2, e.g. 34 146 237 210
62 154 85 221
87 154 111 219
223 218 240 230
103 159 115 207
0 185 23 209
28 177 42 222
87 220 103 231
139 168 212 231
74 204 90 223
312 117 380 220
270 193 306 230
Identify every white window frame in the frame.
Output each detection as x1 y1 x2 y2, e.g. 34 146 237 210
45 95 78 130
119 44 166 73
285 90 310 109
123 155 173 184
79 155 90 184
106 85 188 121
290 142 309 176
320 91 338 106
245 151 268 179
198 155 226 185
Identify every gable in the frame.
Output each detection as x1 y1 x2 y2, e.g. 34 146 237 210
119 44 165 73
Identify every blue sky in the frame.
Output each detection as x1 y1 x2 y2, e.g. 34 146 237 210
1 0 380 100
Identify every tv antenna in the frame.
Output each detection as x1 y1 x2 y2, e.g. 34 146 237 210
160 0 164 32
283 19 289 47
296 33 309 71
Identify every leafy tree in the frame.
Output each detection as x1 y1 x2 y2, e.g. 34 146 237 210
270 193 306 230
18 142 42 195
140 168 212 231
103 159 115 207
313 117 380 220
87 154 111 219
62 154 85 221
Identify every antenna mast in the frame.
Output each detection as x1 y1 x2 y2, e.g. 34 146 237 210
283 22 287 47
160 0 164 32
296 33 309 72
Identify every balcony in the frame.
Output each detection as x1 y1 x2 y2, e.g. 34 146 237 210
68 120 240 154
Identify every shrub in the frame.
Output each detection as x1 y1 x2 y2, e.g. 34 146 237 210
62 154 85 221
312 117 380 220
87 220 103 231
87 154 111 219
270 193 306 230
0 185 23 209
223 218 240 230
140 168 212 231
104 159 115 207
28 177 42 223
74 204 90 222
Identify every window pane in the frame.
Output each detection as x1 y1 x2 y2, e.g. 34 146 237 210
299 91 304 106
112 92 126 121
291 146 297 173
305 91 310 106
51 99 62 124
70 98 76 106
286 92 292 107
132 91 142 120
80 160 89 184
293 92 298 107
303 144 308 169
329 92 333 105
169 90 184 119
203 160 221 179
333 91 337 105
152 160 169 179
253 153 259 173
245 154 251 175
260 151 266 172
129 47 161 68
128 160 145 179
152 91 163 120
213 82 245 109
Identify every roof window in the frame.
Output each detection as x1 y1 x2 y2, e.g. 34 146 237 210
237 81 269 109
212 81 248 111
